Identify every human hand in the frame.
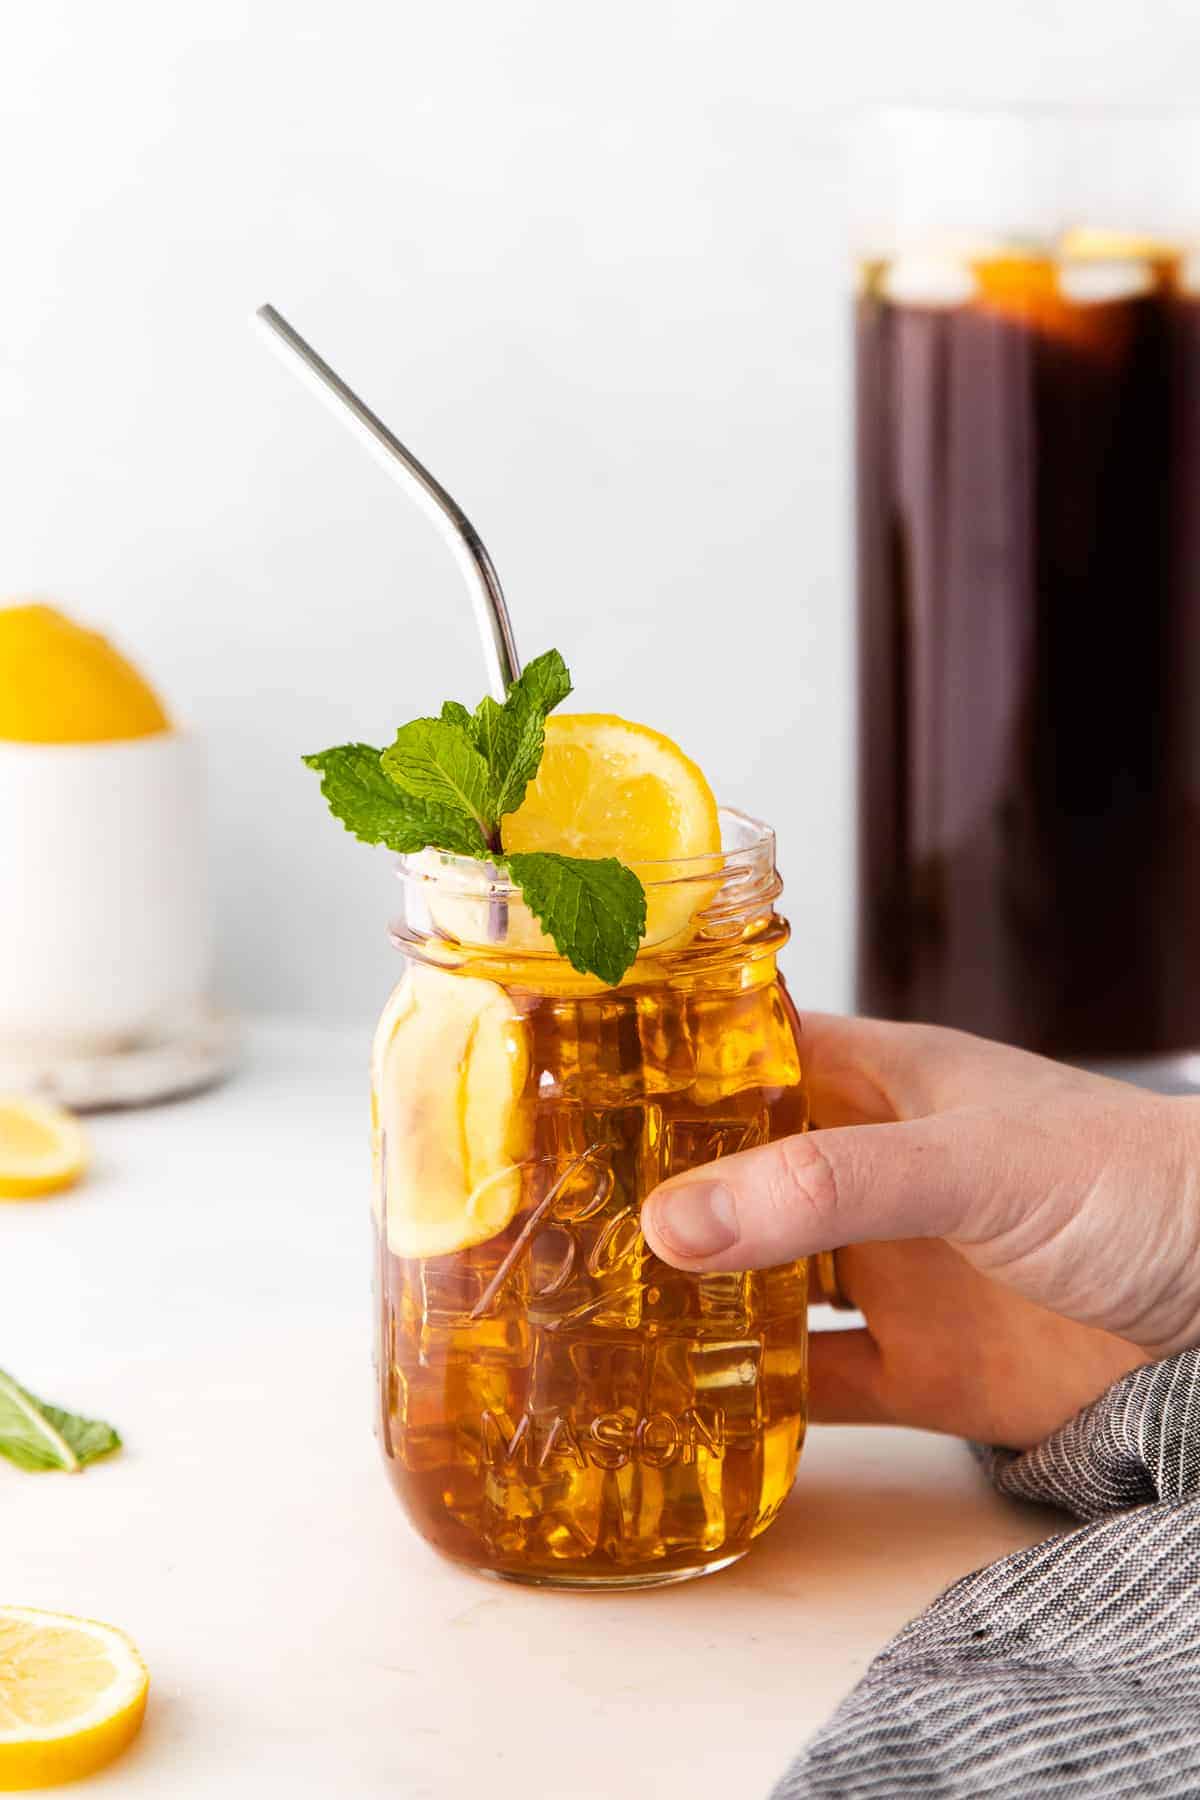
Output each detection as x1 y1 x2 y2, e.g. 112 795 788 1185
640 1017 1199 1448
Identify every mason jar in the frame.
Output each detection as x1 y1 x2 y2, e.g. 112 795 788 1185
372 808 808 1588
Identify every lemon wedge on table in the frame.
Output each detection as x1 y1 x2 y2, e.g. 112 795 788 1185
0 603 170 743
0 1101 88 1200
0 1607 148 1790
503 713 721 946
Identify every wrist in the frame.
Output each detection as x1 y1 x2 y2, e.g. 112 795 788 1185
1124 1093 1200 1357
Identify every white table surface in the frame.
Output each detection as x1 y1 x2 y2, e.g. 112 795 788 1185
6 1021 1067 1798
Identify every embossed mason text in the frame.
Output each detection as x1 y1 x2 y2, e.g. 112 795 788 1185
480 1407 726 1472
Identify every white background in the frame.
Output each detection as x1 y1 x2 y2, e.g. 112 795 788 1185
6 0 1200 1023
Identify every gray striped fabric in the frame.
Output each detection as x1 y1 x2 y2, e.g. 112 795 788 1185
773 1350 1200 1798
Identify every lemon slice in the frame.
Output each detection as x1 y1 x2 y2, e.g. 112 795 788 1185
0 603 170 744
0 1607 148 1790
373 964 531 1258
0 1101 88 1199
503 713 721 948
1058 227 1176 264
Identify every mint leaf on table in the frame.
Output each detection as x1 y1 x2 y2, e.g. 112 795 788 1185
0 1369 121 1473
381 719 497 846
506 852 647 985
302 744 488 858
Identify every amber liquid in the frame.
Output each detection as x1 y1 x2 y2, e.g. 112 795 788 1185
376 961 808 1586
857 249 1200 1059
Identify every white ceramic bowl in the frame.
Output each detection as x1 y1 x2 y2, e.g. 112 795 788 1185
0 733 213 1054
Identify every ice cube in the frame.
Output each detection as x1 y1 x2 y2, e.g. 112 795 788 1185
880 254 977 307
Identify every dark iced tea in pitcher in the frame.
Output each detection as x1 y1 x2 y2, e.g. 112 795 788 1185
857 236 1200 1059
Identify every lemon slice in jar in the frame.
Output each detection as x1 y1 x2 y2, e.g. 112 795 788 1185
372 965 530 1259
0 1606 149 1789
503 713 721 950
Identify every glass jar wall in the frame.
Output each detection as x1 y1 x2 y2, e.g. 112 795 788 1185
372 811 809 1588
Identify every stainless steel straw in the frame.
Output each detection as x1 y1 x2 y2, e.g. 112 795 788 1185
254 303 521 702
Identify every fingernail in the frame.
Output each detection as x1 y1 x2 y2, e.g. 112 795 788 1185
649 1181 738 1259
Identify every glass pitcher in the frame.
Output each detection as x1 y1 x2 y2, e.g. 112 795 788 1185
372 809 809 1588
854 107 1200 1070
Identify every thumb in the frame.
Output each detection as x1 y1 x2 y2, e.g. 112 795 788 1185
641 1112 1011 1271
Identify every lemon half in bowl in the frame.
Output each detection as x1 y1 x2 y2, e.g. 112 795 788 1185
0 603 170 745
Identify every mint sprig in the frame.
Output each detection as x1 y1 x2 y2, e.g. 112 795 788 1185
451 649 574 822
303 649 649 983
302 743 489 858
380 719 495 843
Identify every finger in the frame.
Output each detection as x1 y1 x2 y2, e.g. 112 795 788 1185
642 1109 1012 1271
807 1328 890 1425
808 1250 835 1304
798 1011 1062 1126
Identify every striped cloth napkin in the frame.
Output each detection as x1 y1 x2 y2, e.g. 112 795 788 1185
773 1349 1200 1798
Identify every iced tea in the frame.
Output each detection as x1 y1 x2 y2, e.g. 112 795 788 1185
857 241 1200 1059
373 813 808 1587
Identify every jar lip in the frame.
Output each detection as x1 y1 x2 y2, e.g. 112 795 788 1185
396 806 775 897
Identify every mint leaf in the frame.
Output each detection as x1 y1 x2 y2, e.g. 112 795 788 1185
484 649 575 821
38 1398 122 1467
471 694 513 777
303 744 488 858
381 719 496 845
0 1369 121 1473
506 648 572 721
439 700 475 735
491 704 550 820
305 649 574 866
507 851 646 984
469 693 544 820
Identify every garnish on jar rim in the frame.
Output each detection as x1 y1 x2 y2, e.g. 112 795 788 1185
304 650 652 984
